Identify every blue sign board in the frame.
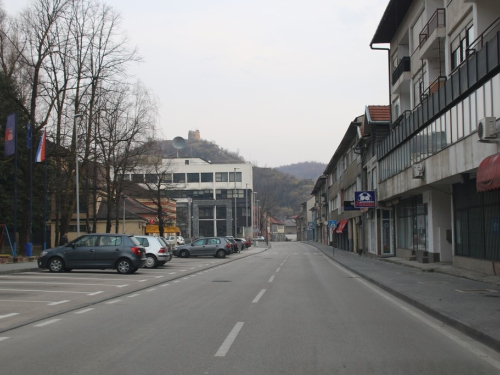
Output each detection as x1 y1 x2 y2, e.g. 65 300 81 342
354 191 376 208
329 220 337 228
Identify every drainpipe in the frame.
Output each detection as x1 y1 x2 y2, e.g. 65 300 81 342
370 43 392 124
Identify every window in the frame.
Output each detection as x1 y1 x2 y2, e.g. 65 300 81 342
75 235 98 247
187 173 199 183
145 174 157 183
199 207 214 219
99 236 122 246
132 174 144 183
173 173 185 183
215 172 228 182
229 172 242 182
201 173 213 182
185 160 189 165
216 207 226 219
451 22 474 70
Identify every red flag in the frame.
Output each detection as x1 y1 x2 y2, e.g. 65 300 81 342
4 113 16 157
35 129 46 162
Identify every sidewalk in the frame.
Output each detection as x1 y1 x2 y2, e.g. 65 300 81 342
304 241 500 353
0 260 40 274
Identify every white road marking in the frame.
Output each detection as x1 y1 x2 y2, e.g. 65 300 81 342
106 300 122 304
169 272 176 275
252 289 266 303
34 319 61 327
0 275 135 282
0 281 124 287
324 256 500 371
160 283 170 287
0 288 98 295
138 280 148 282
155 276 164 279
87 291 104 296
146 288 156 292
174 280 180 283
0 337 9 342
276 268 280 272
127 294 140 298
0 299 63 305
0 313 19 319
48 300 70 306
215 322 244 357
74 308 94 314
269 276 275 283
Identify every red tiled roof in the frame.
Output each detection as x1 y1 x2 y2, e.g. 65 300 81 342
368 105 390 122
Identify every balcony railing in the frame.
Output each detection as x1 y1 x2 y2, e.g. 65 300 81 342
467 16 500 57
420 76 447 102
392 57 411 85
419 9 446 48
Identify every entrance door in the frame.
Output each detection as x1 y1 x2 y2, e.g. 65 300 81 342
380 209 394 255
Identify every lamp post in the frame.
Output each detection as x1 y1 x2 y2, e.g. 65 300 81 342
74 113 83 238
256 199 260 237
233 167 240 237
122 195 127 233
253 192 257 237
245 183 248 232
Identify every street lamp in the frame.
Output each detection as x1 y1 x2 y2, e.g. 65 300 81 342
245 183 248 231
253 192 257 237
122 195 127 233
233 167 240 237
256 199 260 237
74 113 83 238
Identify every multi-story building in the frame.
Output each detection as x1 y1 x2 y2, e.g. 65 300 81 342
297 197 315 241
124 158 254 239
371 0 500 272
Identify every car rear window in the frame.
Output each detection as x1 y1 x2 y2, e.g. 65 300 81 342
158 238 168 247
129 236 141 246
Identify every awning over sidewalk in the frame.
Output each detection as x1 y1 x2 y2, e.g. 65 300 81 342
477 152 500 192
336 219 348 233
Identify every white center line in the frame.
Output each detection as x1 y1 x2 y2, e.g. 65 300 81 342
127 294 140 298
215 322 244 357
160 283 170 287
106 300 122 304
34 319 61 327
74 308 94 314
269 276 275 283
88 291 104 296
48 300 70 306
0 313 19 319
252 289 266 303
146 288 156 292
276 268 280 272
0 337 9 342
169 272 176 275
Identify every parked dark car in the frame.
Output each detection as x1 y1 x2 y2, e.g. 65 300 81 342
233 238 246 251
38 234 147 274
173 237 231 258
225 236 239 253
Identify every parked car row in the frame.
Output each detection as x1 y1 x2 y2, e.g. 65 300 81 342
173 236 252 258
38 233 253 274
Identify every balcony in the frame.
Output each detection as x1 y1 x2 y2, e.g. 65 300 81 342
419 9 446 60
420 76 447 103
392 56 411 93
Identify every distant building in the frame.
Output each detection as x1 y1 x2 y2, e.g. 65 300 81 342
188 130 201 141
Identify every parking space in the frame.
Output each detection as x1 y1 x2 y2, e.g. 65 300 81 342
0 246 265 333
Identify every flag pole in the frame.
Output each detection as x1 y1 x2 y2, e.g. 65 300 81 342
13 114 17 258
43 155 47 250
28 123 33 256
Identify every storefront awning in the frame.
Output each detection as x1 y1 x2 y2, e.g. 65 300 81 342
477 153 500 192
336 219 348 233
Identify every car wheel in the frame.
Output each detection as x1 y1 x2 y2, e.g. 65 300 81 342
116 259 133 274
48 257 65 272
158 261 167 266
180 250 189 258
145 254 158 268
216 249 226 259
130 268 139 274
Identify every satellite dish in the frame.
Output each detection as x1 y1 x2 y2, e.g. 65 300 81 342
172 136 186 150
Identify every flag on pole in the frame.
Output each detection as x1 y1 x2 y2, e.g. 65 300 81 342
35 129 46 163
4 113 16 157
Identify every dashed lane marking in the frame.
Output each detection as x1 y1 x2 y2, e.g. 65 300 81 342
106 300 122 304
127 294 140 298
0 337 9 342
252 289 266 303
215 322 244 357
0 288 102 296
269 276 275 283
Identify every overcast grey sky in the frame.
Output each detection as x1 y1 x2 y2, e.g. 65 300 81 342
3 0 389 168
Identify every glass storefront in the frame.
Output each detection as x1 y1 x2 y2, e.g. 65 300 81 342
396 196 427 252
